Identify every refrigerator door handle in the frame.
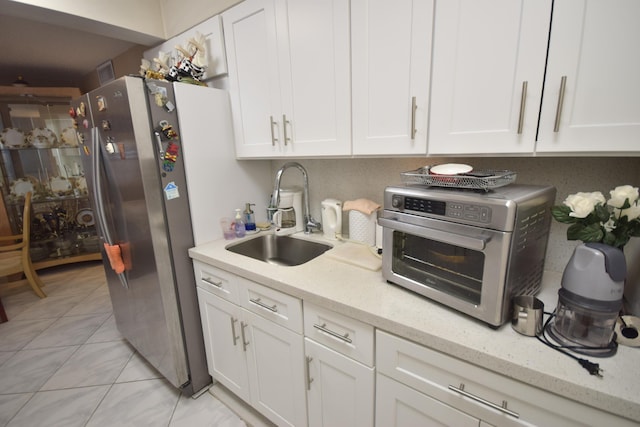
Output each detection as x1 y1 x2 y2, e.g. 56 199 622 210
91 127 129 289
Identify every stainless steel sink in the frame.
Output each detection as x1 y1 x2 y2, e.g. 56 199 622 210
226 234 332 266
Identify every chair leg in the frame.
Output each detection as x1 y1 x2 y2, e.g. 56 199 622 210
23 265 46 298
0 297 7 322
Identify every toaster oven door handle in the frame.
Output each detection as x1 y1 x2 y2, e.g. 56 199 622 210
378 217 490 251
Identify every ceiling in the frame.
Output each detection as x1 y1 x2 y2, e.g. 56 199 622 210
0 13 146 88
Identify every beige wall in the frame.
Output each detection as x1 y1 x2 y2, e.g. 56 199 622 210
79 45 148 93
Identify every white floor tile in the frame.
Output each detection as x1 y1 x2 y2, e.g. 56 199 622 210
0 393 33 427
116 351 162 383
0 319 57 351
6 386 109 427
23 314 109 349
10 294 89 321
41 341 134 390
0 346 78 393
86 379 179 427
85 314 124 344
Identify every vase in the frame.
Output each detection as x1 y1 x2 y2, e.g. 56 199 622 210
623 237 640 316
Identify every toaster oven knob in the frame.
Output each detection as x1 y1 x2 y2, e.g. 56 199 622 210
392 195 403 208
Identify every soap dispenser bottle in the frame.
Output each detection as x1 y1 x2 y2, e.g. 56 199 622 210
244 203 256 232
234 209 246 238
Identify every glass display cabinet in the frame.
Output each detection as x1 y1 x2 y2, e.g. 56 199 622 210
0 86 101 269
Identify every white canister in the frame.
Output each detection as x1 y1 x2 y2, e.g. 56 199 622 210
321 199 342 240
349 210 377 246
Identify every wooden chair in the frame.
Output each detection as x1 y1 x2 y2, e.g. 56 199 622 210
0 192 46 298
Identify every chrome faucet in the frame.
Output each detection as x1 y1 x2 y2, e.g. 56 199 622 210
268 162 321 234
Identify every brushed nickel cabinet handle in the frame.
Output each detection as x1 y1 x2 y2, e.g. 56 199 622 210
410 96 417 139
313 323 352 344
249 297 278 313
269 116 278 146
517 81 528 134
553 76 567 132
202 277 223 288
448 383 519 418
230 317 239 346
305 356 314 390
240 321 249 352
282 114 291 146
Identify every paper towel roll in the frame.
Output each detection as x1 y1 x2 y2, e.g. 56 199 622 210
349 210 376 246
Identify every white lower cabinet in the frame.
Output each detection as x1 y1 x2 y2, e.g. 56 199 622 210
195 262 306 427
303 303 375 427
376 373 480 427
376 330 636 427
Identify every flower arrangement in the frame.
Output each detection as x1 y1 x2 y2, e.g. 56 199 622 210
551 185 640 249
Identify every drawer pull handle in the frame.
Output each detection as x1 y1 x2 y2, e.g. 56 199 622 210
240 321 249 352
448 383 519 418
249 297 278 313
313 323 352 344
202 277 223 288
230 317 239 346
305 356 314 391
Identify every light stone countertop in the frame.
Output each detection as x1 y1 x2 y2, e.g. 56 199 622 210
189 232 640 422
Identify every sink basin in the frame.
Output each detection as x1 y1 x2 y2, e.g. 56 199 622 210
226 234 332 266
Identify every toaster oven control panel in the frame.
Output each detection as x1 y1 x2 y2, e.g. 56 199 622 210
394 195 492 224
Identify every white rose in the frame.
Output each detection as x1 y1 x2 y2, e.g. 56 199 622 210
564 192 606 218
608 185 639 209
620 203 640 221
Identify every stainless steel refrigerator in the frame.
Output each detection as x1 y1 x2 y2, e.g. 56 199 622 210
71 76 232 396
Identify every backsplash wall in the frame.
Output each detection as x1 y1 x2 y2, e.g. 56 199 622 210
271 157 640 273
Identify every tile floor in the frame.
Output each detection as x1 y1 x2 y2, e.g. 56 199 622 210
0 262 247 427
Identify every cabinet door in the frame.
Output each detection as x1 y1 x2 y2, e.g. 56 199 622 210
376 374 480 427
428 0 551 155
196 288 249 401
244 309 307 427
278 0 351 156
351 0 434 155
305 339 374 427
537 0 640 153
222 0 283 158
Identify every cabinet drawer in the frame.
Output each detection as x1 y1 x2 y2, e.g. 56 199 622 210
239 280 303 334
304 303 374 367
376 330 635 427
193 261 240 304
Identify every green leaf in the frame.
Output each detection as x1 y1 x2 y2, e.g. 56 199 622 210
567 222 603 243
551 206 576 223
594 204 611 223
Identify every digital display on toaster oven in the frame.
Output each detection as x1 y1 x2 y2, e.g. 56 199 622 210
404 197 447 215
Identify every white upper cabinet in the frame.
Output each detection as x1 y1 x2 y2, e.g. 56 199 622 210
428 0 551 155
351 0 434 155
223 0 350 158
536 0 640 154
222 0 282 158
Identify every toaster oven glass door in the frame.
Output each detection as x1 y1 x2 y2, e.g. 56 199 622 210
391 231 485 304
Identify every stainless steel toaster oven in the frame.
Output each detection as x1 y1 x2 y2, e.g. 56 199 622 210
379 184 556 326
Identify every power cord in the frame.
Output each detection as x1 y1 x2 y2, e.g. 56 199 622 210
536 310 615 378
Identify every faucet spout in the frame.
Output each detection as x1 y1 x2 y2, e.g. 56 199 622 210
269 162 321 234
